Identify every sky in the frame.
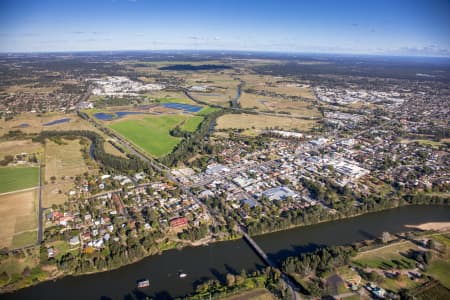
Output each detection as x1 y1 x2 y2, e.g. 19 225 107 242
1 0 449 56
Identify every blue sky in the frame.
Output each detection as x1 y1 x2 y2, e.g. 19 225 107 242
1 0 449 56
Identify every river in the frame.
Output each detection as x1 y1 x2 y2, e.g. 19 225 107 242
2 205 449 300
230 83 242 108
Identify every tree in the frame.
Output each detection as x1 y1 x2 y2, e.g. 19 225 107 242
426 239 435 249
226 273 235 287
423 251 432 265
22 266 31 277
235 275 245 286
381 231 391 244
0 271 8 284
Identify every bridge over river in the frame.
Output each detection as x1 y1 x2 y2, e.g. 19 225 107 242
240 226 299 300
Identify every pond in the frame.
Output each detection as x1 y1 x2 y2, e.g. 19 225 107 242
161 103 202 113
43 118 71 126
93 112 145 121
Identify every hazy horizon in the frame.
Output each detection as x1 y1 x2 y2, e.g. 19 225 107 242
1 0 450 57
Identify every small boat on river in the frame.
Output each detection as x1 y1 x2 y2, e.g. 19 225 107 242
137 279 150 288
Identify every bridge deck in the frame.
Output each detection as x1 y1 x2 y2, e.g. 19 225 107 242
241 230 275 267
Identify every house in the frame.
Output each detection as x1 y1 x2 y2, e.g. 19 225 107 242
81 232 91 241
69 236 80 246
240 198 259 208
93 239 104 248
170 217 188 228
134 172 145 181
198 189 214 199
47 247 55 259
46 211 54 221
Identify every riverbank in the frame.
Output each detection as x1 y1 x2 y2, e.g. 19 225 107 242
405 222 450 231
245 200 449 238
2 205 450 292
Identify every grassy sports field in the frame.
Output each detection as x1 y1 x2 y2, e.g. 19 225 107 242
0 167 39 194
109 115 200 157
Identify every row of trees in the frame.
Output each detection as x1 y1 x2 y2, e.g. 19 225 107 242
178 224 208 241
282 245 357 277
160 110 223 166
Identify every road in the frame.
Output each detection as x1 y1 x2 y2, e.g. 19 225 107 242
80 111 218 226
81 110 301 297
37 163 44 244
74 87 92 106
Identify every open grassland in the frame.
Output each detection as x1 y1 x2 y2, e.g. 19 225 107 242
3 83 57 94
144 91 197 104
0 112 102 136
352 240 419 269
240 74 316 99
380 276 420 293
0 167 39 194
184 72 241 106
109 115 193 157
409 281 450 300
104 140 128 158
0 247 41 281
0 139 42 160
12 231 37 249
190 89 238 106
180 116 204 132
0 189 38 248
44 139 89 207
3 111 125 158
197 106 220 116
239 92 321 117
221 288 276 300
432 233 450 248
215 113 319 134
427 259 450 289
152 96 198 105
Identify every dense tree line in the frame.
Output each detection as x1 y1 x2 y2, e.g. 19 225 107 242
94 97 140 108
403 193 449 206
282 245 356 277
240 181 449 237
178 224 208 241
185 267 290 300
246 205 333 236
160 110 223 166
